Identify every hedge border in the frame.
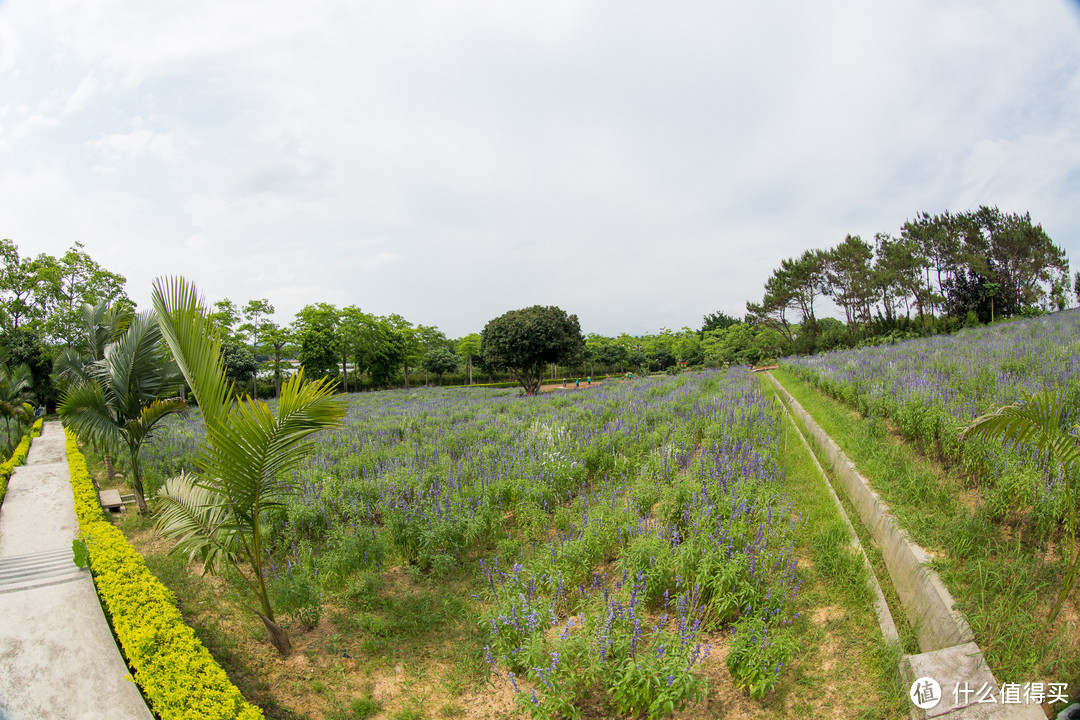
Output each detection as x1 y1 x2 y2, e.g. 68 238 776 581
64 428 263 720
0 418 43 508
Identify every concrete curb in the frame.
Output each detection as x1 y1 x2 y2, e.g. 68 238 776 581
765 373 1045 720
776 386 900 646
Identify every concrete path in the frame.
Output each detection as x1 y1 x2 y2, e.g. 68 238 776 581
0 422 153 720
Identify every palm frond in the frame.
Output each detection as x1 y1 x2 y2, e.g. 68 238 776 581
155 472 240 575
58 382 122 448
961 389 1080 470
152 276 231 429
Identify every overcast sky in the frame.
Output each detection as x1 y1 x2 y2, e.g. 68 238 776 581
2 1 1078 337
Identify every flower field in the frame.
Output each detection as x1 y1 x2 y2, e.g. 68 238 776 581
137 369 864 717
785 309 1080 534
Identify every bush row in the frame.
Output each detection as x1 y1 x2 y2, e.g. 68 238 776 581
64 428 263 720
0 419 43 507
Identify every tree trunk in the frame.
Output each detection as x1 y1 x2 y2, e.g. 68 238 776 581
403 364 410 389
466 357 472 385
252 371 258 400
342 351 348 393
256 611 293 656
129 447 148 514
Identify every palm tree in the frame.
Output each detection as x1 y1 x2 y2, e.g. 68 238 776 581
151 276 346 655
0 354 34 454
54 301 133 481
961 388 1080 622
58 312 186 513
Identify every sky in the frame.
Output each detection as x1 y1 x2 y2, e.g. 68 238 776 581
1 1 1079 338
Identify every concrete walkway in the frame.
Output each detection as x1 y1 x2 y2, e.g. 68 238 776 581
0 422 153 720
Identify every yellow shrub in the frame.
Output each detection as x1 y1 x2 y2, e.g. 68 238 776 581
65 429 264 720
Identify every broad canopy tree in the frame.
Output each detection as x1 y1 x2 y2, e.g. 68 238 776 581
481 305 584 394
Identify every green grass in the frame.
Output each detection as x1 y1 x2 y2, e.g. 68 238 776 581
759 375 907 718
772 366 1077 698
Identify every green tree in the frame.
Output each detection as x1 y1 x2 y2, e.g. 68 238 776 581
292 303 339 380
52 300 133 480
424 347 459 385
58 312 187 513
220 340 259 389
260 323 294 398
209 299 241 343
455 333 482 385
481 306 584 394
0 350 34 454
151 277 347 655
961 389 1080 622
239 299 274 399
825 234 876 338
701 311 739 335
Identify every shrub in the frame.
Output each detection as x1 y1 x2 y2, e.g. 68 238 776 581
65 428 264 720
0 419 41 507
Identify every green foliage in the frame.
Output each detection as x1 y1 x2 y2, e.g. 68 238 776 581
58 311 186 512
726 616 799 700
962 388 1080 621
481 306 584 394
152 276 348 655
269 564 322 630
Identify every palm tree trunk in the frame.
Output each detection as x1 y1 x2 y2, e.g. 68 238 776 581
256 611 292 655
128 445 148 514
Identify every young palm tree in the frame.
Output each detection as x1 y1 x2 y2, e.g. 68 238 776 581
961 388 1080 622
152 276 346 655
54 300 133 481
0 356 34 453
58 312 186 513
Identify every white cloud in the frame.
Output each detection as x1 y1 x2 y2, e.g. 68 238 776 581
0 0 1077 336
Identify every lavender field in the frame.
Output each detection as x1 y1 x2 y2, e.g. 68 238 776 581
140 370 819 716
785 309 1080 533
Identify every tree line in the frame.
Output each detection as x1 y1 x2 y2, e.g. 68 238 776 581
741 205 1072 357
0 206 1073 412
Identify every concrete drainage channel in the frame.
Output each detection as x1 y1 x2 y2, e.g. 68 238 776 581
764 373 1046 720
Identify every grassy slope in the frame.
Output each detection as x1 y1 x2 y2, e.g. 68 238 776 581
772 366 1078 701
757 375 906 719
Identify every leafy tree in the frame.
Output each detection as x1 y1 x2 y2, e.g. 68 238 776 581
874 232 931 326
455 333 481 385
961 390 1080 622
260 323 294 398
386 315 422 389
481 306 584 394
0 239 131 347
151 277 346 655
5 328 56 410
674 328 703 366
220 341 259 389
209 299 241 343
1074 270 1080 306
701 311 739 335
747 249 828 347
424 347 459 385
962 206 1068 314
825 234 876 338
52 300 133 480
0 350 34 453
58 312 186 513
292 303 339 380
239 299 274 399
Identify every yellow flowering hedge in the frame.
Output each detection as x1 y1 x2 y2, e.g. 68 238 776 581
0 418 42 507
65 428 264 720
